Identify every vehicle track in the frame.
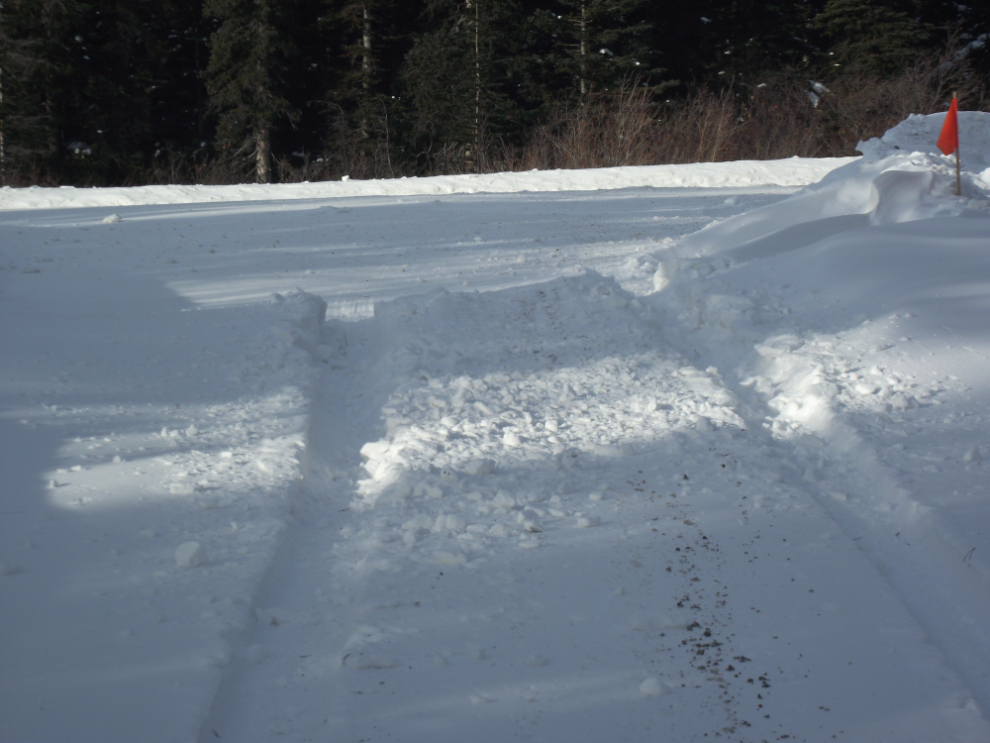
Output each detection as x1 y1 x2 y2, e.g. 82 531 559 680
199 274 989 742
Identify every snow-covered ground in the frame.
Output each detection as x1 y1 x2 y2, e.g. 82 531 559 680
0 157 850 211
1 114 989 743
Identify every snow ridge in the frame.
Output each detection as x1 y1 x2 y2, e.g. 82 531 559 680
0 157 851 211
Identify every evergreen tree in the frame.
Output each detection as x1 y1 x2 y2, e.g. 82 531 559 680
633 2 716 91
917 0 990 84
310 0 423 176
2 0 215 184
0 0 981 186
204 0 299 182
400 0 529 170
142 1 217 163
319 1 411 136
814 0 933 77
325 1 377 103
0 0 89 183
73 0 156 182
533 0 662 97
703 0 815 86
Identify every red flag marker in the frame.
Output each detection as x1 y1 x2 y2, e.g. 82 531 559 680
937 94 962 196
937 96 959 156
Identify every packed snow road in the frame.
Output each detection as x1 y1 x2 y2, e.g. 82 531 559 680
2 134 990 743
0 185 804 743
202 275 985 742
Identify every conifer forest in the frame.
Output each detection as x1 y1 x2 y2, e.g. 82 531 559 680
1 0 987 186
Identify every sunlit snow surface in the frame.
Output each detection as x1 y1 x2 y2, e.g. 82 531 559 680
2 116 990 743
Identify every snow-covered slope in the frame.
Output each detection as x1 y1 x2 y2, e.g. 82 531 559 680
2 117 989 743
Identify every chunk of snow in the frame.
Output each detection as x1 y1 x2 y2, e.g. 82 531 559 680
360 440 390 460
174 541 206 568
640 677 665 696
434 514 467 533
413 483 443 499
402 514 433 531
517 509 543 533
503 431 523 447
462 459 495 476
492 491 517 512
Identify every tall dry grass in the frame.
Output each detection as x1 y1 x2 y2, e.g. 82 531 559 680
495 53 985 172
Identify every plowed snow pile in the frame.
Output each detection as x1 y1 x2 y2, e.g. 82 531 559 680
2 113 989 743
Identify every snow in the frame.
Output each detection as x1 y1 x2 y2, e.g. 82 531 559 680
175 541 207 569
2 114 990 743
0 157 849 211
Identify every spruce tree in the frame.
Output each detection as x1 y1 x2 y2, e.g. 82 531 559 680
142 1 217 164
534 0 662 97
74 0 160 182
321 1 401 137
401 0 529 171
703 0 814 86
204 0 298 182
0 0 89 183
814 0 932 77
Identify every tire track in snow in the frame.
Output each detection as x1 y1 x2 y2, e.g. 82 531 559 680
653 279 990 731
200 274 989 742
737 353 990 723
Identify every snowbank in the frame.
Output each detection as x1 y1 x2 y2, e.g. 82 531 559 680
859 110 990 176
0 157 852 211
653 112 990 290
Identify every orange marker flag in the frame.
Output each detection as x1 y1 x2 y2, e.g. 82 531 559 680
937 96 959 156
937 94 962 195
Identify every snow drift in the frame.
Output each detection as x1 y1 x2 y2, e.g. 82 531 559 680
653 111 990 290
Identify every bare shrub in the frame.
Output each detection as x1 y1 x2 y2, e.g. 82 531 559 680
656 88 741 163
519 85 662 169
807 53 983 156
503 43 987 171
189 157 251 185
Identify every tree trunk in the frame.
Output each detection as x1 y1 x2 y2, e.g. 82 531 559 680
359 4 372 139
464 0 481 171
255 127 271 183
0 32 6 187
362 4 372 90
579 2 588 96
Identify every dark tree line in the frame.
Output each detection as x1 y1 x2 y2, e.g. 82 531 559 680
0 0 986 186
